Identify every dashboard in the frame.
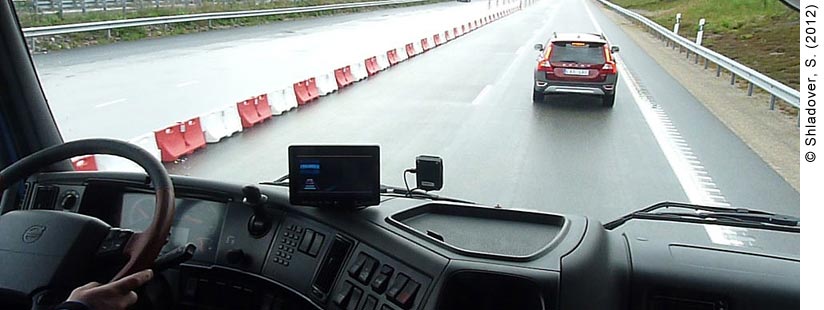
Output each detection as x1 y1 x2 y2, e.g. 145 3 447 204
15 171 800 310
121 193 226 263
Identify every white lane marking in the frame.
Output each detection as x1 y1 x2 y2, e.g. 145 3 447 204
582 1 604 33
175 80 200 88
582 0 729 207
471 85 493 105
515 44 527 55
94 98 126 109
618 58 729 207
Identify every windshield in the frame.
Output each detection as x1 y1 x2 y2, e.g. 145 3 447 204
10 0 801 223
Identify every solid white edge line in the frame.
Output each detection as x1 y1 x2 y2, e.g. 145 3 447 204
582 0 728 207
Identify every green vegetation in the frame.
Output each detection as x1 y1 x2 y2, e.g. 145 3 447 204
14 0 441 51
611 0 799 90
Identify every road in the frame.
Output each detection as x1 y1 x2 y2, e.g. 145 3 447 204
33 0 799 223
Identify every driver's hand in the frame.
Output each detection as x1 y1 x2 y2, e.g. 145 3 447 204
66 269 153 310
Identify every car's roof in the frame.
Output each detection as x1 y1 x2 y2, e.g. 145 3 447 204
550 32 607 44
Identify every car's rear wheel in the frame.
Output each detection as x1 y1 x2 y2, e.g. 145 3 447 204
532 91 544 103
603 94 615 108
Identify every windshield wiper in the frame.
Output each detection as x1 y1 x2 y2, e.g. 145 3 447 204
259 174 290 187
258 175 476 205
379 185 475 204
604 202 799 233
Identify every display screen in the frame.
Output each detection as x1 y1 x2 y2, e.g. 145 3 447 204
289 145 380 207
120 193 226 263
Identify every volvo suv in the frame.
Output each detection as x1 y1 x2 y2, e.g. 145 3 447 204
533 32 620 107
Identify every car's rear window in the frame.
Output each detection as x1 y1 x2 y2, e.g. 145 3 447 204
549 41 606 64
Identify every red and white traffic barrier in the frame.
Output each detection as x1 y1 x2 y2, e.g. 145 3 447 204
405 42 418 58
316 71 339 96
71 155 98 171
201 104 242 143
293 78 320 105
395 45 409 62
269 88 299 115
351 61 369 81
376 53 391 70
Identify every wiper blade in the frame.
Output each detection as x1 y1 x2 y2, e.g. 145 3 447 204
604 202 799 233
380 185 475 204
259 174 289 187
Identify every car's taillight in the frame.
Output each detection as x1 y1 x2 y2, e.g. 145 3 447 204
538 59 553 73
601 62 617 75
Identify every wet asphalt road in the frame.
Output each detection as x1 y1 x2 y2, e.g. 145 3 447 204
33 0 799 222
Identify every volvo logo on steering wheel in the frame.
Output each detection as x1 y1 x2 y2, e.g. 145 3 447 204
22 225 46 243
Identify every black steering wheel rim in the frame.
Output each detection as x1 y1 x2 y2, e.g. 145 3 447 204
0 138 175 282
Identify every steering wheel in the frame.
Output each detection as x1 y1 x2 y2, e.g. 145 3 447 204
0 139 175 309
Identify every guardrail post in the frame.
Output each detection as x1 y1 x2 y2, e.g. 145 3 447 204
30 38 36 52
747 82 754 96
121 0 126 13
704 58 709 70
716 65 722 77
686 50 690 59
102 0 107 11
81 0 86 12
57 0 63 19
694 54 699 64
770 95 776 110
696 18 705 46
673 13 681 35
730 73 736 85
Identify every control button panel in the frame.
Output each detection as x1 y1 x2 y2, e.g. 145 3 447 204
331 244 431 310
263 216 337 299
273 224 302 266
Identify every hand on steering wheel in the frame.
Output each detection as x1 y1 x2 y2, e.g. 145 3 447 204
65 270 154 310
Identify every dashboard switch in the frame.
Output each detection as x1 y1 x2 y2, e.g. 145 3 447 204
370 265 394 294
308 232 325 257
394 280 420 309
332 281 353 307
348 253 368 277
299 229 315 252
346 287 363 310
385 274 409 300
361 295 378 310
357 258 378 284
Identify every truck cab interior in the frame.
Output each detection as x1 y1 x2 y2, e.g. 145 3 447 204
0 0 799 309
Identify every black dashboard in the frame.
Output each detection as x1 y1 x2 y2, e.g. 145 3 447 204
14 172 800 310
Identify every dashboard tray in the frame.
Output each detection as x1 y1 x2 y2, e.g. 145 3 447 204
388 203 569 261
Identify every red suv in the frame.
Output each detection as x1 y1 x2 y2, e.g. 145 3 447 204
533 32 620 107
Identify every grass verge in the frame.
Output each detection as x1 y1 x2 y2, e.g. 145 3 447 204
610 0 799 91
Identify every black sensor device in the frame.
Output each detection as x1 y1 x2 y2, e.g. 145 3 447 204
288 145 380 208
416 155 443 191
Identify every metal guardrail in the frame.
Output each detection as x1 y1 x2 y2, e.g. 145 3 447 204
22 0 424 37
597 0 800 109
779 0 800 12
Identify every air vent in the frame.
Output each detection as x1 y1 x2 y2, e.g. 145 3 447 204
31 185 59 210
